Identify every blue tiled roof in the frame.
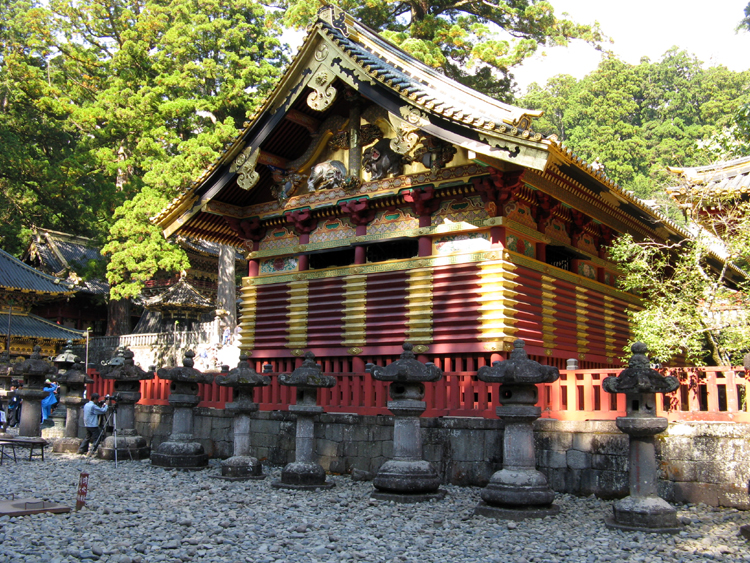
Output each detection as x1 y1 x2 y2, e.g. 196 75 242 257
0 312 85 340
0 249 75 294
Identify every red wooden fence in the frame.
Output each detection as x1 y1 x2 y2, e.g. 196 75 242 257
86 365 749 422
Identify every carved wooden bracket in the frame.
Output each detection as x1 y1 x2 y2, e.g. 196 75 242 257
533 192 560 232
223 216 267 242
230 147 260 191
472 168 524 217
403 186 440 217
339 198 375 227
570 209 593 245
285 209 319 236
307 68 338 112
388 106 428 154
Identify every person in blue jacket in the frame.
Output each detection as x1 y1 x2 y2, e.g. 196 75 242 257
41 379 59 423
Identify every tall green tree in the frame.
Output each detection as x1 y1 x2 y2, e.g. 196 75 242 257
609 202 750 366
0 0 116 254
520 51 750 199
278 0 604 100
0 0 286 301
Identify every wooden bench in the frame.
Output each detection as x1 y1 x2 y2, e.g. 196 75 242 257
0 438 47 464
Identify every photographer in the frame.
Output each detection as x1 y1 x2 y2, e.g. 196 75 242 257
77 393 109 455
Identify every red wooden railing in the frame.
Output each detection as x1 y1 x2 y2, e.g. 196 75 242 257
85 366 750 422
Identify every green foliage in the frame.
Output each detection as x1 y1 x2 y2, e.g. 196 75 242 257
1 0 285 298
609 204 750 366
739 2 750 32
278 0 605 100
520 50 750 199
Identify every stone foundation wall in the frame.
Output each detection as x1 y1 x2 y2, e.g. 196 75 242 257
133 405 750 509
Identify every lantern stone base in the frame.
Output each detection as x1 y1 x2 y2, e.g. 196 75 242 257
480 468 557 508
371 490 446 503
151 440 208 470
52 437 82 454
605 495 681 534
98 433 150 461
272 461 334 490
474 501 560 520
372 459 443 499
215 456 266 480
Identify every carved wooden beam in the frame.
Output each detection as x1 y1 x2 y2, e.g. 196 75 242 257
285 109 320 135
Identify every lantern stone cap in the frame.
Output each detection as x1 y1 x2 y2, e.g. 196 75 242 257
477 339 559 384
216 354 271 388
369 342 443 383
12 345 56 378
603 342 679 395
278 352 336 389
103 348 154 381
157 350 214 384
52 340 78 366
56 354 93 385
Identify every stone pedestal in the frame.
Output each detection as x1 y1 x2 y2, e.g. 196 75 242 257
370 343 445 503
51 342 93 453
98 348 153 461
151 351 213 469
474 339 560 519
13 346 56 438
215 355 270 480
603 342 681 533
272 352 336 490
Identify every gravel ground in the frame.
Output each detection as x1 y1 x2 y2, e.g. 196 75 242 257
1 454 749 563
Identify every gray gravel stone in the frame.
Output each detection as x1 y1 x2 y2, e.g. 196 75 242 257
0 455 748 563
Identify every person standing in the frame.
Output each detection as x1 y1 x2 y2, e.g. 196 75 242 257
7 384 21 428
77 393 108 455
41 379 59 424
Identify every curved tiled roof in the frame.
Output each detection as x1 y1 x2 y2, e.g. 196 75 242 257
143 278 213 311
1 312 85 340
667 156 750 202
0 248 76 294
317 14 541 132
153 7 544 228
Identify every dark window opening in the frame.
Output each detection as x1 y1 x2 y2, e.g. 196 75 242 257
366 239 419 263
308 248 355 269
545 246 580 272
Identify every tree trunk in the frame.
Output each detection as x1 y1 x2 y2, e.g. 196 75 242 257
106 298 132 336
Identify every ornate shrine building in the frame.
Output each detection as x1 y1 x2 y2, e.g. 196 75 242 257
667 156 750 225
24 229 109 335
0 248 85 357
155 7 692 373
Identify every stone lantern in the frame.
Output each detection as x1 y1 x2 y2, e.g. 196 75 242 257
151 350 214 469
0 351 12 437
272 352 336 490
602 342 680 533
12 345 56 438
214 354 270 479
475 339 560 519
370 342 445 502
52 341 93 453
99 347 154 460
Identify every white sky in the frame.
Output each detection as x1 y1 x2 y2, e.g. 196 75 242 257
282 1 750 93
513 0 750 92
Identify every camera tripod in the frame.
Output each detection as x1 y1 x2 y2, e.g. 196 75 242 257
88 399 132 467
